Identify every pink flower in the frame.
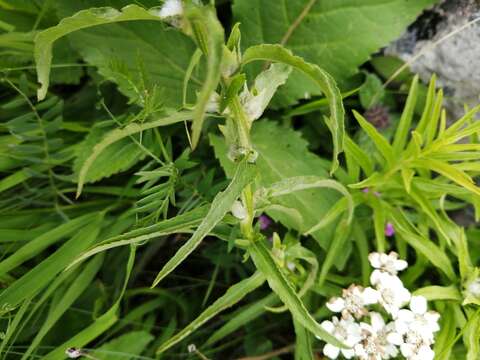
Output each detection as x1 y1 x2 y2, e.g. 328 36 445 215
258 215 272 230
385 222 395 237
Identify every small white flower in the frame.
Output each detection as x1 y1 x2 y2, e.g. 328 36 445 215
320 316 362 359
327 284 379 319
65 348 83 359
395 296 440 343
158 0 183 18
353 312 400 360
374 273 411 317
369 252 408 285
400 331 435 360
230 200 247 220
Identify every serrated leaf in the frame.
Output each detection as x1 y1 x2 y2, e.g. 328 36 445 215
211 121 340 249
242 44 344 173
157 272 265 353
248 239 346 348
151 159 256 287
233 0 436 105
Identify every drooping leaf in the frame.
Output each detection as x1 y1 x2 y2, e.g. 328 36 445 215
242 44 344 172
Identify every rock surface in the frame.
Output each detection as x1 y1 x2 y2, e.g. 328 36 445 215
387 0 480 119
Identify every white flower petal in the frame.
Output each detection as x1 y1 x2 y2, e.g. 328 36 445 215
321 320 335 334
410 295 427 315
370 312 385 332
323 344 340 359
368 252 382 268
400 343 415 357
230 201 247 220
387 332 403 346
362 287 380 305
395 259 408 271
341 349 356 359
417 345 435 360
326 297 345 313
158 0 183 18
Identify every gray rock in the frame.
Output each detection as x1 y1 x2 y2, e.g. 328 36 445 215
387 0 480 119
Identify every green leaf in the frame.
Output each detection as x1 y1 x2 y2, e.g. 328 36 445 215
48 3 199 106
186 4 224 148
353 110 395 167
242 44 344 173
73 120 153 185
20 255 104 360
95 331 154 360
0 213 97 275
413 285 461 301
233 0 436 104
151 160 256 287
359 72 384 109
205 293 279 345
76 111 192 197
293 319 314 360
35 5 168 100
0 214 104 309
69 205 209 268
393 75 419 153
412 158 480 197
465 311 480 360
344 135 374 176
434 305 457 360
211 121 340 249
248 239 346 348
157 272 265 353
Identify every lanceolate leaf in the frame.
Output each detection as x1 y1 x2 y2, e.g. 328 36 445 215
151 160 256 287
186 4 224 148
242 44 344 173
248 239 346 348
156 272 265 353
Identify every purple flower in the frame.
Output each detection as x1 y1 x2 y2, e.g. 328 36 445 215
258 215 272 230
362 188 370 193
385 222 395 237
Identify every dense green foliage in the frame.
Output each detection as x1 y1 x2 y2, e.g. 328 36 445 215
1 0 479 359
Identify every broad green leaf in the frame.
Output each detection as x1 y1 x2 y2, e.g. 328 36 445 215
242 44 344 173
0 213 97 275
76 111 192 197
233 0 436 105
211 121 340 249
353 110 395 167
50 3 200 107
156 272 265 353
0 214 103 309
151 160 256 287
248 239 346 348
205 293 279 345
20 255 104 360
95 331 154 360
359 72 384 109
186 4 224 148
393 75 419 153
35 5 169 100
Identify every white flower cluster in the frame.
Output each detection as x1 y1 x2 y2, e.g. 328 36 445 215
321 252 440 360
